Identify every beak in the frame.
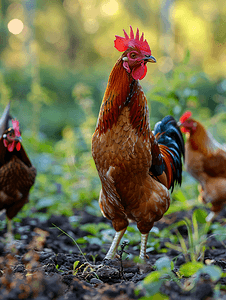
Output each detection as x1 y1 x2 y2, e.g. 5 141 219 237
144 55 156 63
14 136 22 142
177 121 182 126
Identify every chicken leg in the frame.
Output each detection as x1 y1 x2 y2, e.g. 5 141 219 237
104 229 149 261
140 233 149 261
104 228 126 260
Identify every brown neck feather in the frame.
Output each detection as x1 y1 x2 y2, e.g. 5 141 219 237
189 122 216 154
96 57 151 139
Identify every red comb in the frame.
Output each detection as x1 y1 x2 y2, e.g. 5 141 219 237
114 26 151 54
179 111 192 123
12 119 21 137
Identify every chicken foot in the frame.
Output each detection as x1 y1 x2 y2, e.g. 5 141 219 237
104 228 126 260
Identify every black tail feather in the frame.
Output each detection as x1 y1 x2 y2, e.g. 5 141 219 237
153 115 185 191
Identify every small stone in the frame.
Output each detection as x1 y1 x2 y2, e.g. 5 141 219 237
90 278 103 285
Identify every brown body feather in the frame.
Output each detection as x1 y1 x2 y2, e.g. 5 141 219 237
0 129 36 220
184 120 226 215
92 58 170 235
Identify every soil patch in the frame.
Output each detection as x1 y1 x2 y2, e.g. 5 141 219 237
0 208 226 299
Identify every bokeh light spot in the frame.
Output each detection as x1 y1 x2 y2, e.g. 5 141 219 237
101 0 119 16
7 19 24 35
84 19 99 34
158 56 174 73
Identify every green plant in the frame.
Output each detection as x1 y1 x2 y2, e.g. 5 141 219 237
209 222 226 246
53 224 100 280
72 260 80 275
165 209 210 262
53 224 87 260
141 256 222 298
80 222 113 246
141 256 179 297
179 263 222 291
55 264 64 273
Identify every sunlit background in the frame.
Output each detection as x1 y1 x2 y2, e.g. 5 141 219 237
2 0 226 75
0 0 225 215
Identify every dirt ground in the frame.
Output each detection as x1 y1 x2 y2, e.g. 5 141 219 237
0 207 226 300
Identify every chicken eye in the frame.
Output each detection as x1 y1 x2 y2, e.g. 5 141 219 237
130 53 137 59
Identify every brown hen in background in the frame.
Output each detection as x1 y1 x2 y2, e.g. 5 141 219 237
0 103 37 241
179 111 226 222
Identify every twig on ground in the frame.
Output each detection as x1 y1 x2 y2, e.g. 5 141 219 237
117 240 129 280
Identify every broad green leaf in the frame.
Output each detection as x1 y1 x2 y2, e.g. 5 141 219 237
144 279 164 296
84 236 103 246
201 266 222 281
210 223 226 242
150 226 160 234
126 225 137 233
143 270 162 284
80 222 111 235
36 197 55 209
170 260 175 270
140 291 169 299
194 209 208 224
152 293 169 300
76 237 87 244
155 257 171 271
179 262 204 277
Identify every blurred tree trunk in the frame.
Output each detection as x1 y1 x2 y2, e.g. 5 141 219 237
24 0 41 135
0 0 9 55
160 0 175 55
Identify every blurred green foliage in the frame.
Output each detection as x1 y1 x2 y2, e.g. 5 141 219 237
0 0 225 221
0 5 225 299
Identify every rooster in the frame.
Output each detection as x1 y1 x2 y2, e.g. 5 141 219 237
92 26 184 261
179 111 226 222
0 103 37 240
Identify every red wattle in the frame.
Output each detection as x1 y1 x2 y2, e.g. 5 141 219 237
139 64 147 80
132 63 147 80
8 141 15 152
16 142 21 151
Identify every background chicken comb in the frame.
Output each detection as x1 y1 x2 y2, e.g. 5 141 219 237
12 119 21 137
179 111 192 123
114 26 152 54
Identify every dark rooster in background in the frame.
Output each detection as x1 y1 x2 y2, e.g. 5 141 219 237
179 111 226 222
92 26 184 261
0 103 37 241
